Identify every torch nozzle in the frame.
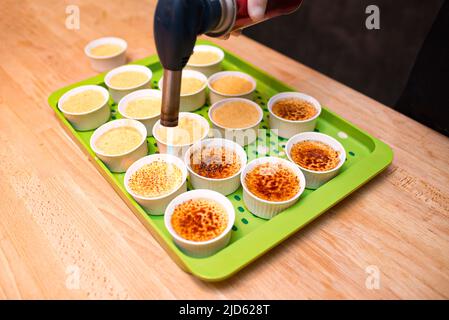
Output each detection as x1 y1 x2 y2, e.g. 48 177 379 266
160 70 182 127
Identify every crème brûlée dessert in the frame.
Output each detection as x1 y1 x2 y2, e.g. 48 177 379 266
210 76 253 95
61 90 105 113
109 71 149 89
156 117 206 146
245 162 300 202
125 97 161 119
190 146 241 179
188 51 221 65
272 98 318 121
95 126 142 155
211 101 260 129
171 198 228 242
89 43 123 57
128 160 182 198
290 140 340 172
180 77 205 95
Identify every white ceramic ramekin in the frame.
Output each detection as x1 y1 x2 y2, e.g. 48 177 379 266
90 119 148 173
185 45 224 77
124 154 187 215
104 65 152 103
164 189 235 257
58 85 110 131
184 138 247 196
208 98 263 146
241 157 306 220
207 71 256 105
285 132 346 189
118 89 161 136
84 37 127 72
268 92 322 139
152 112 210 159
158 70 207 112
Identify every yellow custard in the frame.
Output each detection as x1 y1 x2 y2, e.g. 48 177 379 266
188 51 220 65
180 77 204 95
95 126 142 155
212 101 260 129
211 76 253 95
62 90 105 113
125 97 161 118
156 117 205 146
128 161 183 198
90 44 123 57
109 71 148 89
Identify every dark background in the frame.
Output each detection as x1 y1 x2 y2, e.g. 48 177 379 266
243 0 448 135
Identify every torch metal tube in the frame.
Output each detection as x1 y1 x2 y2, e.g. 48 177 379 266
160 69 182 127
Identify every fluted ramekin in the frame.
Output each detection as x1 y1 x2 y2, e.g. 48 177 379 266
124 154 187 215
285 132 346 189
152 112 210 159
184 138 247 196
185 45 224 77
90 119 148 173
164 189 235 257
268 92 321 139
84 37 127 72
208 98 263 146
104 64 152 103
208 71 256 105
58 85 110 131
241 157 306 220
118 89 161 136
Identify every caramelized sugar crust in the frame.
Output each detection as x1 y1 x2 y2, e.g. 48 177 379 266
171 199 228 242
190 147 241 179
291 140 340 172
245 162 300 202
272 98 317 121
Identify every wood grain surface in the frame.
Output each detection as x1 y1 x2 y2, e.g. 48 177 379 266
0 0 448 299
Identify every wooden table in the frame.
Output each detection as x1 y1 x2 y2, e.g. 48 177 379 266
1 0 448 299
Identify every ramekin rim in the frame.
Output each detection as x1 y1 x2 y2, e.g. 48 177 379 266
84 36 127 60
186 44 225 67
58 85 110 116
285 132 347 174
89 118 148 158
164 189 236 247
104 64 153 91
208 98 263 131
184 138 248 182
123 153 188 201
267 92 322 124
240 156 306 205
207 71 257 97
152 112 210 148
117 89 162 120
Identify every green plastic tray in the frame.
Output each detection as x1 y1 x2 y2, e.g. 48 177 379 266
48 40 393 281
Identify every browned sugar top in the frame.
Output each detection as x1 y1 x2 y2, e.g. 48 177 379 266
272 98 317 121
128 161 182 197
290 140 340 172
245 162 300 202
171 199 228 242
190 146 241 179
